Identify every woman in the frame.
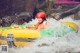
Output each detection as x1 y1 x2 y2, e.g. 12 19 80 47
34 12 47 30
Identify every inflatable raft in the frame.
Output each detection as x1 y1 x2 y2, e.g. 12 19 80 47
0 22 78 47
63 22 78 32
0 29 41 47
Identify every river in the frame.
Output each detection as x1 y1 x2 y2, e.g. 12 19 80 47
3 17 80 53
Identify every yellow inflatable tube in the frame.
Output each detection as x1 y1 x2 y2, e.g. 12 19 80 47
2 29 41 38
0 22 78 47
0 29 41 47
63 22 78 32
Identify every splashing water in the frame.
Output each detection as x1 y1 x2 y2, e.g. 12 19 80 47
7 17 80 53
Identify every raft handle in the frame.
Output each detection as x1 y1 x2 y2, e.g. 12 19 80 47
7 34 16 47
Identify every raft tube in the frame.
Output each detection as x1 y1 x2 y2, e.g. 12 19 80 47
0 29 41 47
0 22 78 47
63 22 78 32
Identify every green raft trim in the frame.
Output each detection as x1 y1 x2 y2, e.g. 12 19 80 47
39 26 75 37
0 24 34 30
0 27 11 30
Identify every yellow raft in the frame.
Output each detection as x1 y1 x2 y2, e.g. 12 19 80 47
63 22 78 32
0 22 78 47
0 29 41 47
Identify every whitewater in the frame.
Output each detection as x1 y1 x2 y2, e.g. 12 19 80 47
2 16 80 53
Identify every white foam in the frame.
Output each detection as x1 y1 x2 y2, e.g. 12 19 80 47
8 17 80 53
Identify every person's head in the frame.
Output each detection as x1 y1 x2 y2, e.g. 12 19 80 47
36 12 46 23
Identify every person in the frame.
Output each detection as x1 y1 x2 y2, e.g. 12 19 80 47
34 12 47 30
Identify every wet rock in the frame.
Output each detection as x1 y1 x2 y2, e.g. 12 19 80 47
1 16 14 27
53 4 80 20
